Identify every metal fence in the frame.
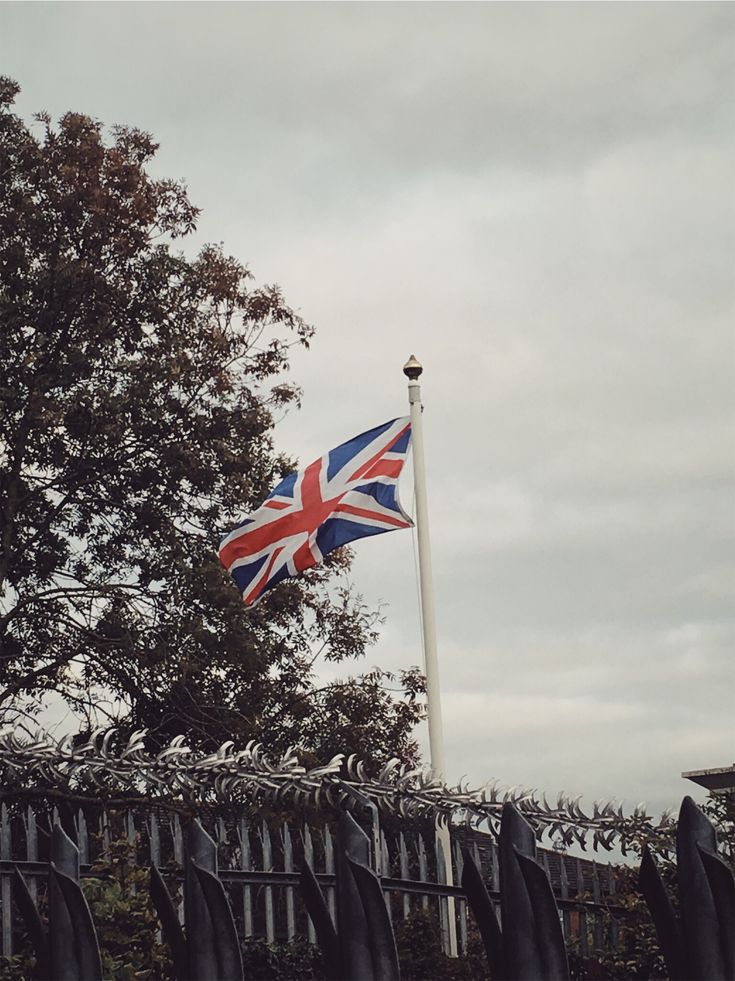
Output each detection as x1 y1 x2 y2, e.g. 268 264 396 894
0 800 623 960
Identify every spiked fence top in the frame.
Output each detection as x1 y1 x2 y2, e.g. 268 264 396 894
0 727 673 853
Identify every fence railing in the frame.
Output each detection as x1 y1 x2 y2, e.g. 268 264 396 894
0 799 624 961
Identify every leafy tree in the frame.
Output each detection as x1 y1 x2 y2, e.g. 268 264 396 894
0 78 425 766
83 835 175 980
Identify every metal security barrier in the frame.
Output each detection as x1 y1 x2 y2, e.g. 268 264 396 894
0 798 620 961
2 796 732 980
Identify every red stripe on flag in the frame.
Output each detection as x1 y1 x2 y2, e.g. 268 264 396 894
348 423 410 484
292 536 319 573
334 503 411 528
358 459 403 480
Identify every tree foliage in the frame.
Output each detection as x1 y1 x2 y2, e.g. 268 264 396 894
0 78 425 765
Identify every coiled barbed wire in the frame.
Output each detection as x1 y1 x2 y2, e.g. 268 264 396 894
0 726 673 853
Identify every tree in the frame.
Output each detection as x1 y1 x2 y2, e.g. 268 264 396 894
0 78 425 766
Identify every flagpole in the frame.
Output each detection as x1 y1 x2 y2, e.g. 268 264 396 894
403 355 458 957
403 355 447 779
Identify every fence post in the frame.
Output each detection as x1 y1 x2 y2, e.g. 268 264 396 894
283 822 295 940
1 804 12 957
149 813 161 867
77 810 89 866
101 809 111 856
435 826 450 955
454 838 468 954
24 806 38 904
380 829 393 924
607 863 619 949
216 817 227 853
576 858 588 955
171 814 184 924
238 817 253 938
323 826 337 926
261 821 275 943
592 860 604 951
302 824 317 944
560 854 571 940
489 840 501 927
399 833 410 920
417 833 429 912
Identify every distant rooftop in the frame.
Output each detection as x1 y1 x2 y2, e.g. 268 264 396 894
682 765 735 794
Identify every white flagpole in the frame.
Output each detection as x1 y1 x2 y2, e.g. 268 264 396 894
403 355 458 957
403 355 447 778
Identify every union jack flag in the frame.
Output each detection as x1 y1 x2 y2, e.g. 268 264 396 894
219 417 413 606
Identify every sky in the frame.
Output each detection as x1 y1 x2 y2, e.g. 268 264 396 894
2 1 734 826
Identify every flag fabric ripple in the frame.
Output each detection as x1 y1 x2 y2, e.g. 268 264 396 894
219 417 413 606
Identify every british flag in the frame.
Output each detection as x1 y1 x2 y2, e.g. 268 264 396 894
219 417 413 606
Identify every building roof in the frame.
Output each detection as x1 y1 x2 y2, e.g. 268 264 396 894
682 765 735 794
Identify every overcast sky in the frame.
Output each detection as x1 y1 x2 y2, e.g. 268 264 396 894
2 1 734 824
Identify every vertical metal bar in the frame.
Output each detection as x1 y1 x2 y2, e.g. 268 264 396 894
104 809 112 853
488 840 501 927
608 863 618 949
262 821 275 943
560 855 571 939
575 858 584 898
454 839 467 954
283 823 295 940
541 846 554 939
435 826 450 955
25 806 38 904
591 861 601 902
575 858 586 951
471 841 482 876
1 803 12 957
559 853 569 899
124 813 137 895
570 857 584 952
592 861 603 950
149 813 161 867
490 840 500 894
370 805 382 875
323 826 337 925
172 814 184 865
417 834 429 912
303 824 317 944
579 906 588 955
171 814 184 924
576 857 588 953
148 812 163 944
399 833 410 919
380 830 390 878
380 830 393 924
238 818 253 938
77 810 89 865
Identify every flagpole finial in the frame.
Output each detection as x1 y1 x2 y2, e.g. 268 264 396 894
403 354 423 380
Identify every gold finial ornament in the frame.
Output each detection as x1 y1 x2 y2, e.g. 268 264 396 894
402 354 423 380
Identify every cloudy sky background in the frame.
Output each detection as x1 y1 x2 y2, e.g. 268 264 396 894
2 2 734 822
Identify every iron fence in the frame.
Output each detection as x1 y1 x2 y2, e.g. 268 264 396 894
0 800 624 961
